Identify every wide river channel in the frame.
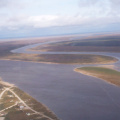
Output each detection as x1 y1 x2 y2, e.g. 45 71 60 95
0 40 120 120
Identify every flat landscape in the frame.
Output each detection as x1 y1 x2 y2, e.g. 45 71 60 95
1 1 120 120
75 67 120 86
0 34 119 64
0 34 120 120
0 78 59 120
31 34 120 53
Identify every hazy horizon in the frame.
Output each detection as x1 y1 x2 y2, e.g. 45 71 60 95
0 0 120 39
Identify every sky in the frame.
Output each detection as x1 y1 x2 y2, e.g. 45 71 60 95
0 0 120 39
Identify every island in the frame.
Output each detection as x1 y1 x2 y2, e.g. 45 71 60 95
74 67 120 86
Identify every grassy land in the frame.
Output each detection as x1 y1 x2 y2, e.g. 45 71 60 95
12 87 58 120
0 37 53 58
75 67 120 86
31 35 120 52
0 35 119 64
32 54 118 64
0 79 59 120
2 53 118 64
0 41 118 64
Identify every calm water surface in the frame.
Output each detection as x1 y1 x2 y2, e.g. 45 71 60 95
0 41 120 120
0 60 120 120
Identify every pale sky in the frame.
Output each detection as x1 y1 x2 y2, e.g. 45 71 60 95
0 0 120 38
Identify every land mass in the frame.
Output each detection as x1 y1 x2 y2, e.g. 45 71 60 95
0 35 118 64
0 34 120 120
30 34 120 53
0 78 59 120
74 67 120 86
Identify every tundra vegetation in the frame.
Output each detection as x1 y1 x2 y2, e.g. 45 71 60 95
0 35 119 64
31 35 120 53
75 67 120 86
0 34 120 119
0 79 59 120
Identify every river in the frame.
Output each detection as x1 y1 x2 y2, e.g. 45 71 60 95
0 41 120 120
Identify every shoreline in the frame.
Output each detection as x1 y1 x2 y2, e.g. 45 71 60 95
0 55 118 65
0 78 59 120
0 78 14 87
74 68 120 87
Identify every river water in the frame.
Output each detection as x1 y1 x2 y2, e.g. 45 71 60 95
0 41 120 120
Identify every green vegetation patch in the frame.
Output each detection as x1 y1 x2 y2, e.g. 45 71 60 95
12 87 59 120
75 67 120 86
0 79 59 120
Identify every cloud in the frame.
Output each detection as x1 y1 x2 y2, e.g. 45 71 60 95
110 0 120 7
0 0 120 34
78 0 110 17
0 0 27 10
109 0 120 15
0 0 10 8
79 0 99 7
0 13 120 31
78 0 120 17
0 15 97 29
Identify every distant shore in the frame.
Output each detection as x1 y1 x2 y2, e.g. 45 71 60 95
74 67 120 87
0 53 118 65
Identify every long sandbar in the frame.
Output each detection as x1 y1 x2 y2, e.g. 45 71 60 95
74 67 120 86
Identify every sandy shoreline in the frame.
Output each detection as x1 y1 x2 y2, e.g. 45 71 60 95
0 78 14 87
0 77 59 120
0 57 118 65
74 68 119 87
